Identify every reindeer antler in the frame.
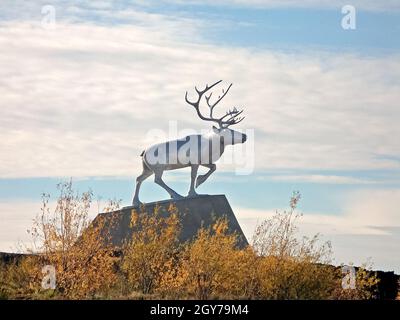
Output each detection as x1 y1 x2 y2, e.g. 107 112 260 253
220 107 245 128
185 80 244 128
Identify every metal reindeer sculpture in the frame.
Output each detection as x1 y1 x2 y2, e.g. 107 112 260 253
132 80 247 206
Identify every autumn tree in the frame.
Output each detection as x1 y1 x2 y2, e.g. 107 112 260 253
252 191 378 299
250 192 336 299
27 181 120 299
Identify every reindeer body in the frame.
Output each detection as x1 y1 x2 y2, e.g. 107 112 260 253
132 81 246 207
143 132 225 170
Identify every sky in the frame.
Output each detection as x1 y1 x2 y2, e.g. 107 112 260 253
0 0 399 272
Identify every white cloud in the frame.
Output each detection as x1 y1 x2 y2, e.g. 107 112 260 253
238 189 400 236
3 0 399 16
267 174 379 184
0 198 104 253
342 189 400 228
139 0 400 12
0 20 399 178
0 201 41 253
236 189 400 271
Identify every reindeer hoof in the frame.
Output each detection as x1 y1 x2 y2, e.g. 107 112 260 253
132 199 142 207
171 193 184 200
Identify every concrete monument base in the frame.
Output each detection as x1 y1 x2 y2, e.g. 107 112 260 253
91 194 248 249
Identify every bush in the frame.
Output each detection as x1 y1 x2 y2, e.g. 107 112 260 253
121 204 181 296
163 218 260 299
1 184 380 300
27 181 120 299
251 192 337 299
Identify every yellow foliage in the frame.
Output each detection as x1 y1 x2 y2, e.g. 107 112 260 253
26 181 120 299
1 187 381 300
121 204 181 295
0 257 43 299
158 217 260 299
331 264 380 300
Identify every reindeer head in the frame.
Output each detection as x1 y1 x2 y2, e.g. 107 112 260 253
185 80 247 145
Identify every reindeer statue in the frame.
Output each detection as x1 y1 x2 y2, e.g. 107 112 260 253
132 80 247 207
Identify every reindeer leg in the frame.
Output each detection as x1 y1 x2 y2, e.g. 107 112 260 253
195 163 216 188
154 169 183 200
132 163 153 207
187 164 199 197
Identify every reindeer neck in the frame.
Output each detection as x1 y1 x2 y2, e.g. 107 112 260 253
204 132 226 156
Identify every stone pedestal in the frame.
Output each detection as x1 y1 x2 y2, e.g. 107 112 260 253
91 194 248 248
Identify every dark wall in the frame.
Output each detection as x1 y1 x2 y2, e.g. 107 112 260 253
375 270 399 300
0 252 30 264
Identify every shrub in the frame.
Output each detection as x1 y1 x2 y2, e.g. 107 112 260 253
1 185 380 300
121 204 181 296
26 181 120 299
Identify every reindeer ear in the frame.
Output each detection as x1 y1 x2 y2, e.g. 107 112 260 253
212 125 219 133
